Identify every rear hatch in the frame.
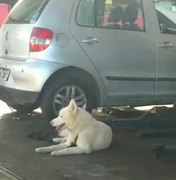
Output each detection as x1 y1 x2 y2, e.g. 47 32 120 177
0 0 48 60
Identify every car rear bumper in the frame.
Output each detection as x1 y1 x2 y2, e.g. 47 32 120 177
0 86 39 106
0 57 67 91
0 57 67 105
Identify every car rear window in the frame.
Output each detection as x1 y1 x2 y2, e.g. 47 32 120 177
5 0 49 24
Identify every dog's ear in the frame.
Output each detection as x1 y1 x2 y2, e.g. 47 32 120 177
68 99 77 113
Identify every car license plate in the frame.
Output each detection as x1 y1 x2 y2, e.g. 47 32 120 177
0 67 10 81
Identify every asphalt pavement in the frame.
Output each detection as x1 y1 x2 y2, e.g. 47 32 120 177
0 104 176 180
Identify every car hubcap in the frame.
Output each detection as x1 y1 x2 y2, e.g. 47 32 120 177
53 85 87 115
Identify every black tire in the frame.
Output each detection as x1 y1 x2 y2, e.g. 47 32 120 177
40 77 96 120
10 104 38 113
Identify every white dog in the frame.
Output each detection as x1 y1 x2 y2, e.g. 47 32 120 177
35 99 112 156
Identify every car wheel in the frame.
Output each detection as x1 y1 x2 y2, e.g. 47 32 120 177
40 77 96 120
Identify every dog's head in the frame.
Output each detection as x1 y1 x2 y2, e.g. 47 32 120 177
50 99 78 132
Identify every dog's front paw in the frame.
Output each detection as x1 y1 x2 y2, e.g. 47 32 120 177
35 147 46 153
51 151 60 156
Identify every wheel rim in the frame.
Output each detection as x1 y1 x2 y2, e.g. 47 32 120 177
53 85 87 115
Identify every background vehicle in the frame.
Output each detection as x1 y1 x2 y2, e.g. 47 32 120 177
0 1 18 27
0 0 176 120
0 3 9 27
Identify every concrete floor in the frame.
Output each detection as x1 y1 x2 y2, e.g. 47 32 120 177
0 111 176 180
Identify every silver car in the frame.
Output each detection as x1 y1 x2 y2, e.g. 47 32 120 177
0 0 176 120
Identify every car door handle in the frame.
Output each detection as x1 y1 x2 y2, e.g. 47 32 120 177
158 41 174 48
82 37 99 44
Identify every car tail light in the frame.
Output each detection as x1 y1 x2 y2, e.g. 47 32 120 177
30 27 53 52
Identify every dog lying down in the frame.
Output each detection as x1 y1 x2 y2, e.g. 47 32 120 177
35 99 113 156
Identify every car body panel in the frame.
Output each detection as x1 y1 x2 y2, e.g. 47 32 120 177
0 24 33 59
70 0 157 106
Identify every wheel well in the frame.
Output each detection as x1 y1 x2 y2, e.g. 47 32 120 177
40 66 100 107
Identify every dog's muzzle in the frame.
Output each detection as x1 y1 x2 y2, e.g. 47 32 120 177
55 123 66 132
50 117 66 132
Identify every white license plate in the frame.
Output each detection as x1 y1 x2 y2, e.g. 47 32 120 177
0 68 10 81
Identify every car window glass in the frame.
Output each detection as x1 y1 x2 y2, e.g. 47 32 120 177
77 0 95 26
77 0 145 32
154 0 176 34
5 0 48 24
